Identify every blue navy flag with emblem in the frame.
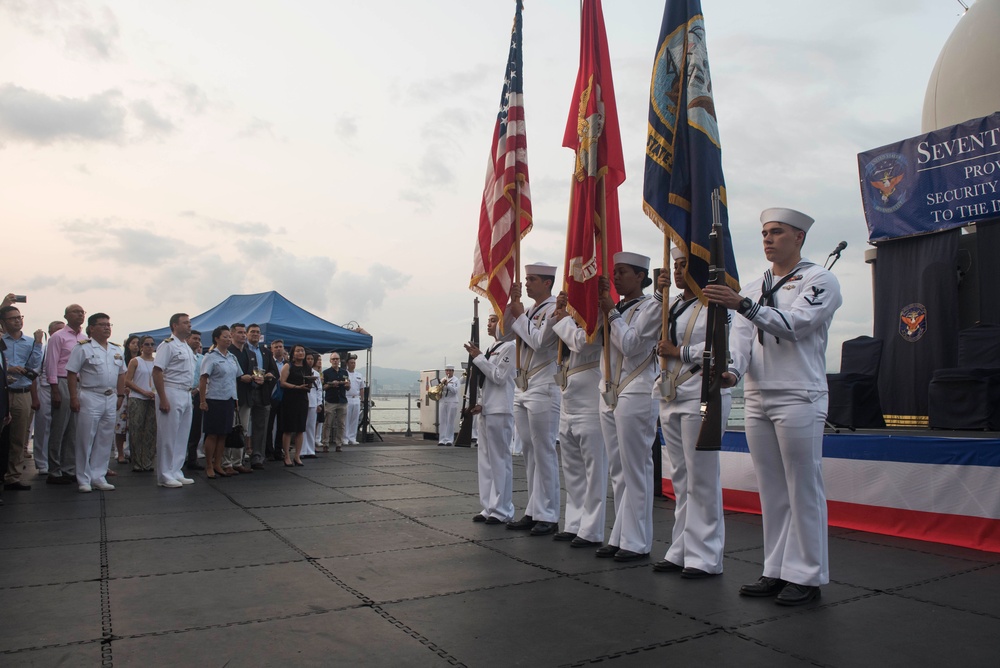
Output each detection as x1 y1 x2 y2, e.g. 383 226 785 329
643 0 738 295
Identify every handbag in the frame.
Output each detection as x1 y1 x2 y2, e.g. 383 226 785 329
226 406 246 449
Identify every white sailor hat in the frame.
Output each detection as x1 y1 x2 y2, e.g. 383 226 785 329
760 207 814 233
445 364 455 370
524 262 557 277
613 251 651 270
669 247 685 261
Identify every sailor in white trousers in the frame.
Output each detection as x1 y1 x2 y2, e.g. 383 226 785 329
596 252 661 562
437 365 461 446
654 249 731 578
65 314 126 492
705 207 842 606
504 262 562 536
152 314 197 488
548 292 607 547
344 356 365 445
466 314 516 523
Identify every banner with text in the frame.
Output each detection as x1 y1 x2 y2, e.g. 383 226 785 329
859 111 1000 242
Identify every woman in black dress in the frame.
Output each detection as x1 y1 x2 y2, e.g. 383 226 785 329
279 344 312 466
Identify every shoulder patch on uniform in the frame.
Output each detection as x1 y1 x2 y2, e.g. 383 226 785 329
163 337 174 343
78 339 91 345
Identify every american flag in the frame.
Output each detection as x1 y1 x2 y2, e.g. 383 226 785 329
471 0 532 327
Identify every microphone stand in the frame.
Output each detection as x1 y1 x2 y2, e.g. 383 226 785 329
825 242 847 270
823 242 847 432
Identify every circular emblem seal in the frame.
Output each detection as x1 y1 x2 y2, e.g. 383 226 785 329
898 303 927 342
864 152 911 214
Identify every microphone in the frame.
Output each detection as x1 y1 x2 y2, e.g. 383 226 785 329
829 241 847 257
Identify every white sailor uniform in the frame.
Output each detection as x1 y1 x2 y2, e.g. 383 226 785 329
550 316 607 543
345 369 365 445
437 374 461 445
506 296 562 524
655 294 731 573
66 339 126 489
729 260 842 586
154 336 196 486
600 294 661 554
472 339 516 521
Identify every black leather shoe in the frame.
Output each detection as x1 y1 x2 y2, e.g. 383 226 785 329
506 515 535 531
184 461 205 471
251 463 264 470
553 531 576 542
775 583 821 606
681 567 716 579
595 544 620 558
739 576 787 597
4 482 31 491
613 549 649 562
473 514 487 523
484 516 505 525
530 521 558 536
652 559 683 573
571 537 602 548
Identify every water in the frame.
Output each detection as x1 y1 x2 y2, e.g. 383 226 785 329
367 395 421 433
366 394 745 433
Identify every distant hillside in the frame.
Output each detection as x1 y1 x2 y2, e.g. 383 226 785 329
359 366 421 394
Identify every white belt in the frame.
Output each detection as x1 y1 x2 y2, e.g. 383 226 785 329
164 381 188 389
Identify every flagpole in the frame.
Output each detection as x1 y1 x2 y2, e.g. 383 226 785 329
514 182 522 373
659 234 671 396
598 173 611 389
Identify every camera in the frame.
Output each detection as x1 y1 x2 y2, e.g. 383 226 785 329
22 368 38 381
14 295 26 303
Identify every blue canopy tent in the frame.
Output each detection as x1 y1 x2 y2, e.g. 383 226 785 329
130 291 372 353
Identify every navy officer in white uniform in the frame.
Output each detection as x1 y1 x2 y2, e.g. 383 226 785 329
704 207 842 606
152 313 197 488
66 313 126 492
653 247 731 578
547 290 607 548
596 251 661 562
504 262 562 536
466 313 516 524
437 364 461 446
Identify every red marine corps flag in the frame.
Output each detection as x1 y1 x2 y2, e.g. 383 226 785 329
471 0 532 328
562 0 624 339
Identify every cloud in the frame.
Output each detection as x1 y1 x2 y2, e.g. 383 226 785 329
1 0 121 61
176 211 273 235
171 81 209 115
63 6 120 60
130 99 175 138
0 85 126 144
234 239 339 309
332 264 412 319
407 64 494 104
61 220 191 266
398 189 433 215
237 116 275 139
407 107 477 199
335 115 358 140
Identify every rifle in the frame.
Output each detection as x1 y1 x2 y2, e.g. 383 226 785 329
456 298 480 447
696 189 729 451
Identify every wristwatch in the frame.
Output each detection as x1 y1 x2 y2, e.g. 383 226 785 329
737 297 754 315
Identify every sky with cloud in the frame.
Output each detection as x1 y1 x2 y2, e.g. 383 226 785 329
0 0 970 371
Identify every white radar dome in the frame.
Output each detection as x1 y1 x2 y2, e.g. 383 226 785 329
922 0 1000 132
